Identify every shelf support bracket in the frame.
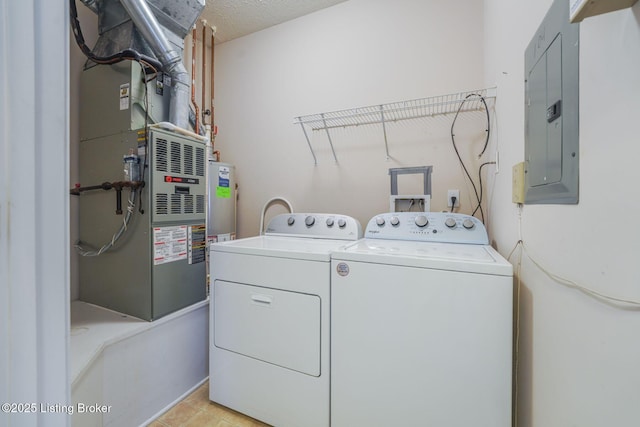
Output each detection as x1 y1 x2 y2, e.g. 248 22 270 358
321 113 338 164
298 120 317 165
379 105 390 159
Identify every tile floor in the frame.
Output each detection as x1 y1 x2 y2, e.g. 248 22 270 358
148 381 270 427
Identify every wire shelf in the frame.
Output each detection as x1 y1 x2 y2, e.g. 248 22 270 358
294 87 496 164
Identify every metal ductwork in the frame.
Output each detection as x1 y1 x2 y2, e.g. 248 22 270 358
81 0 205 129
119 0 191 129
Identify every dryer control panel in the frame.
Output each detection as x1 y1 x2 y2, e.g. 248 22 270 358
365 212 488 245
266 213 363 240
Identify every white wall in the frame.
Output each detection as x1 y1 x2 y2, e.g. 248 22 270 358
214 0 489 236
484 1 640 426
1 1 70 425
70 4 98 301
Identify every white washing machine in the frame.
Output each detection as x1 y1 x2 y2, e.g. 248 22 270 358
209 213 362 427
330 212 513 427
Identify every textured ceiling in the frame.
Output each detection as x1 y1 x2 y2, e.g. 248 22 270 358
199 0 349 44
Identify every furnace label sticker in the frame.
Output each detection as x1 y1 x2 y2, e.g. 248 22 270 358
188 224 206 265
217 166 231 198
153 225 188 265
119 83 130 111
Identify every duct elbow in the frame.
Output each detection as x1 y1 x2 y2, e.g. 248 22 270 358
170 75 191 130
120 0 192 130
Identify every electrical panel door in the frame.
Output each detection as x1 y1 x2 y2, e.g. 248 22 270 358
524 0 580 204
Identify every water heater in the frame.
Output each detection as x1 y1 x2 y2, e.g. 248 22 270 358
207 161 236 243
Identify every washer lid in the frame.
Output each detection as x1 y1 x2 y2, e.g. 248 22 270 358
332 239 513 276
211 235 354 261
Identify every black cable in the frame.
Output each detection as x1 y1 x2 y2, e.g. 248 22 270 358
137 60 158 213
69 0 163 71
472 161 496 217
477 96 491 158
137 60 154 214
451 94 485 223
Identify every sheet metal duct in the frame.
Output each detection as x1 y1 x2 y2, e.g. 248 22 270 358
81 0 204 41
81 0 205 129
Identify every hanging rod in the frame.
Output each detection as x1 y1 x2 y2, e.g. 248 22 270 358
294 87 496 163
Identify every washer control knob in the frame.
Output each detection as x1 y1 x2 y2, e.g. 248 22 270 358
462 218 475 230
445 218 457 228
415 215 429 228
375 216 386 227
338 218 347 228
390 216 400 226
305 216 316 227
287 216 295 226
326 218 335 227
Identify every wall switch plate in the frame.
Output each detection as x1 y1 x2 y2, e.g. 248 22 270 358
447 190 460 207
512 162 525 204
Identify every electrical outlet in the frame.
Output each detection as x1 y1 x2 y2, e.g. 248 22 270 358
447 190 460 207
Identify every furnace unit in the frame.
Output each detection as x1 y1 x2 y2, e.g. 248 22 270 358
77 120 207 321
74 0 207 321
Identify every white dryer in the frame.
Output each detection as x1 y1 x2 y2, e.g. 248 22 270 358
330 212 513 427
209 213 362 427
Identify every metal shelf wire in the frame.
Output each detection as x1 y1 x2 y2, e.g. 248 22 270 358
294 87 496 164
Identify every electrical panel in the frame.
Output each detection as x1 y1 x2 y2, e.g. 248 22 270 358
524 0 579 204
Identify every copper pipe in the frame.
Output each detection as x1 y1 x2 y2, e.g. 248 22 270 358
70 181 145 196
201 20 207 125
191 26 200 133
211 26 216 130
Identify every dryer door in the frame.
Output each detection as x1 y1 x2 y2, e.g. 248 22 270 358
214 280 321 376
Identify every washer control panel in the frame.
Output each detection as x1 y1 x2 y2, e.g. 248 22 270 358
266 213 363 240
365 212 488 244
